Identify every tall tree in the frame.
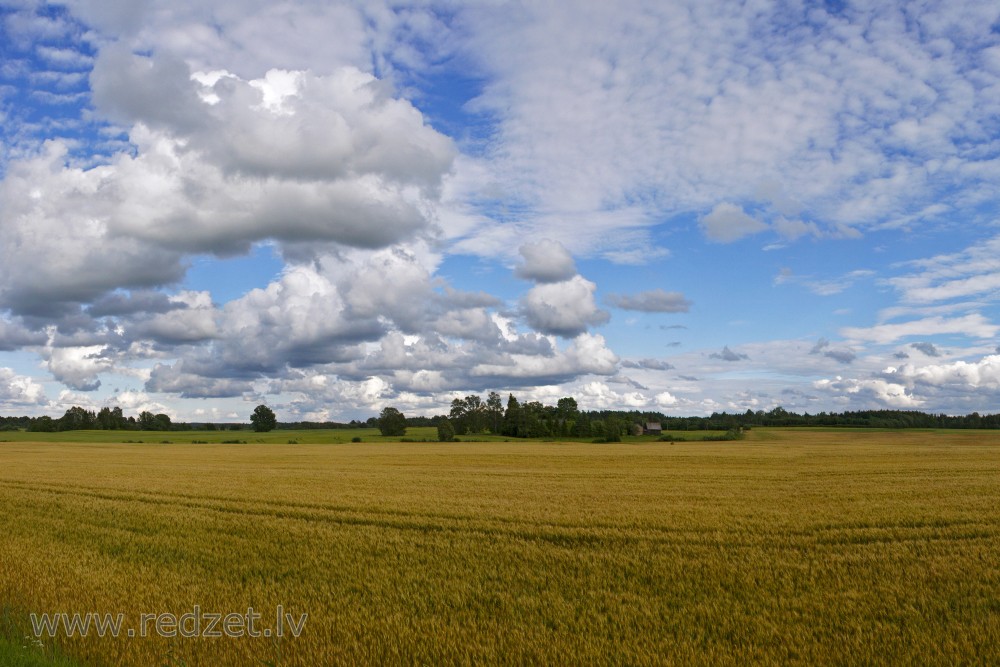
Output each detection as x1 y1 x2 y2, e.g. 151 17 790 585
556 397 580 436
486 391 504 434
378 407 406 436
503 394 523 437
153 413 173 431
449 398 468 435
138 411 156 430
250 405 277 432
450 395 487 435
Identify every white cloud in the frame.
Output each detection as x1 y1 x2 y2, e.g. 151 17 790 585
655 391 678 407
471 333 618 383
840 314 999 344
0 57 455 316
710 345 749 362
514 239 577 283
813 376 922 408
699 203 769 243
448 1 1000 258
888 234 1000 304
0 367 47 405
4 0 1000 420
886 355 1000 389
42 344 113 391
606 289 691 313
522 275 609 337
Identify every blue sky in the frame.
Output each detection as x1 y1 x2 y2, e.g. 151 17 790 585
2 0 1000 422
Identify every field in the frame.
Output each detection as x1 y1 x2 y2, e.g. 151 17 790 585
0 428 998 665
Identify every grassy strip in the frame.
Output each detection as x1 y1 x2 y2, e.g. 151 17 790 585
0 426 733 445
0 635 79 667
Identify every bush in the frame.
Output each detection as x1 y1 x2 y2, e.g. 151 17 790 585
437 419 456 442
351 436 362 443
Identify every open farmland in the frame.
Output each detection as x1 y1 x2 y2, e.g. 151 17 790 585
1 429 999 665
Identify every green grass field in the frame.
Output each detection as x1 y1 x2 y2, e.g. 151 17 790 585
1 428 998 665
0 426 731 444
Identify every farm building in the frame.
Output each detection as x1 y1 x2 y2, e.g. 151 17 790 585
644 422 662 435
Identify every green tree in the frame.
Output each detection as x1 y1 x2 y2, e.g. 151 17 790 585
603 417 622 442
486 391 503 434
95 406 126 430
378 407 406 436
503 394 523 437
59 406 96 431
437 419 456 442
28 415 55 432
556 397 579 436
138 411 156 430
250 405 277 432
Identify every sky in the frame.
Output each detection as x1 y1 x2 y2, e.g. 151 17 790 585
1 0 1000 422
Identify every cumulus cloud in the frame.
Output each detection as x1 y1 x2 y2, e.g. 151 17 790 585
0 367 47 405
605 289 691 313
0 317 47 350
823 349 856 365
885 355 1000 390
810 338 830 354
813 376 921 408
42 344 112 391
471 333 619 385
710 346 749 362
699 203 768 243
810 338 855 364
910 342 941 357
5 1 1000 419
145 363 255 399
514 239 577 283
0 56 455 317
521 275 609 337
577 381 647 410
132 244 621 404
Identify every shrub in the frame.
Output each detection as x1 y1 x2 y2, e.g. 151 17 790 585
437 419 456 442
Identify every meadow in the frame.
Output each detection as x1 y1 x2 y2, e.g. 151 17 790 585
0 428 998 665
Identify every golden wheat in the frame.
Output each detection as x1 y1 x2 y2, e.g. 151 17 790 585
0 429 998 665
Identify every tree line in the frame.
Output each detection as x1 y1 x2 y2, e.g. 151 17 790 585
0 406 179 432
377 398 1000 440
5 402 1000 436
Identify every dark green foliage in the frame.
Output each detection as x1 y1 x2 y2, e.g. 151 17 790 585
250 405 277 432
603 417 622 442
137 411 172 431
437 419 456 442
378 407 406 436
59 406 96 431
449 395 486 435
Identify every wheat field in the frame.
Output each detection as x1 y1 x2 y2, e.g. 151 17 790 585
1 429 998 665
